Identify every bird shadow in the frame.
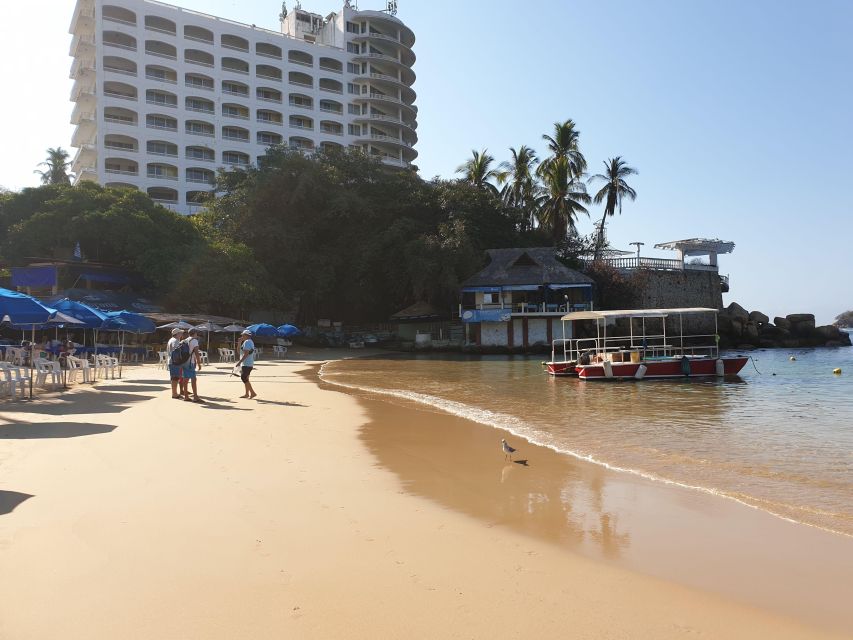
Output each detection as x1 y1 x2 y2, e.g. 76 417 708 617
0 490 33 515
513 459 529 466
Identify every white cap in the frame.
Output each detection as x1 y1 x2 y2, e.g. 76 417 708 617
171 328 183 336
241 329 252 335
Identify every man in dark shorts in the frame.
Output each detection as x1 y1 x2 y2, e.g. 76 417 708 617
167 328 186 399
235 329 256 399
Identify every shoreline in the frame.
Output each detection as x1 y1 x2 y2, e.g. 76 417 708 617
315 357 853 634
0 353 850 638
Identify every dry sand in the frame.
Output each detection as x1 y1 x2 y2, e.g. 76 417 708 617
0 351 850 639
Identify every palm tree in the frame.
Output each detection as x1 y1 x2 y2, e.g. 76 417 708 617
456 149 499 195
497 145 539 230
34 147 72 185
589 157 638 259
536 156 590 243
539 120 587 177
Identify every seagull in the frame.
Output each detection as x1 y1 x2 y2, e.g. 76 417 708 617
501 438 517 461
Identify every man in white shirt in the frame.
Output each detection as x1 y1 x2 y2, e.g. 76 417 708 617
167 328 185 399
235 329 257 399
183 328 203 402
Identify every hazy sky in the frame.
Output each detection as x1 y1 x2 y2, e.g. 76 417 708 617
1 0 851 324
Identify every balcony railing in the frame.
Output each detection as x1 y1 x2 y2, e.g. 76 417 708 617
147 172 178 180
290 123 313 131
186 128 215 137
257 72 282 82
104 90 136 101
320 106 343 115
104 41 136 52
105 168 138 176
186 105 215 114
104 65 136 77
147 122 178 131
147 98 177 108
224 112 250 120
187 176 215 184
583 257 720 272
186 80 213 91
147 149 178 157
320 86 343 94
222 87 249 97
319 65 342 74
222 134 249 142
258 95 282 104
104 115 136 125
145 49 177 60
257 117 283 125
146 73 176 84
105 143 136 152
186 153 215 162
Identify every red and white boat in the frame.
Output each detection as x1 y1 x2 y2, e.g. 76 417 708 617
545 307 749 381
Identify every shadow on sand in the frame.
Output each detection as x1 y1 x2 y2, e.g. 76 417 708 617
9 391 154 416
252 399 308 408
0 490 33 516
0 419 116 439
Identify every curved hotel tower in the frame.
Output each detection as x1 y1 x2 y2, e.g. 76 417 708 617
69 0 417 214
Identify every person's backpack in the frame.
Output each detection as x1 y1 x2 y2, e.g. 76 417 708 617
170 340 191 366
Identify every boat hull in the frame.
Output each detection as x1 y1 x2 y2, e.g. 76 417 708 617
576 356 749 380
545 361 577 376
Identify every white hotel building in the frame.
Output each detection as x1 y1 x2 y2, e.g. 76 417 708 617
69 0 417 214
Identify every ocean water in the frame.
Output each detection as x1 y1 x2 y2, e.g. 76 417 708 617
321 345 853 537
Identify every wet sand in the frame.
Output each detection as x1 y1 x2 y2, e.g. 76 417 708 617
0 352 850 638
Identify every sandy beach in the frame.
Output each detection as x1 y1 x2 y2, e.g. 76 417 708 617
1 351 851 639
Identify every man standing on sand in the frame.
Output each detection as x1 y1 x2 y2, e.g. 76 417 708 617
183 328 203 403
235 329 257 399
167 328 186 399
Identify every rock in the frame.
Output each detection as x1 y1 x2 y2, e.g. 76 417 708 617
759 323 780 337
840 332 852 346
782 338 801 348
774 317 791 331
759 339 778 348
745 322 760 340
727 302 750 323
749 311 769 324
730 319 744 337
736 344 756 351
816 325 841 340
791 321 816 336
786 313 815 324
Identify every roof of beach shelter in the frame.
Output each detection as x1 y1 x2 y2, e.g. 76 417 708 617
390 301 443 321
560 307 719 321
654 238 735 254
461 248 594 289
143 312 244 327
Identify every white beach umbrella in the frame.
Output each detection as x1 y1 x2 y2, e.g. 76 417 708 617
157 320 194 330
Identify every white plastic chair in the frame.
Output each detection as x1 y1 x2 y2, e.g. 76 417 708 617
34 359 61 389
157 351 168 369
9 365 31 397
69 356 92 383
199 350 210 366
0 363 16 398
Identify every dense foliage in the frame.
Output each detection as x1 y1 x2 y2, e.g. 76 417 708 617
0 182 277 318
199 148 546 323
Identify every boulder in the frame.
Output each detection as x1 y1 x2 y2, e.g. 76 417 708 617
791 320 816 336
816 325 841 340
745 322 760 340
726 302 750 323
774 317 791 331
782 338 801 348
749 311 769 325
730 319 744 337
759 323 780 337
759 338 779 348
786 313 815 324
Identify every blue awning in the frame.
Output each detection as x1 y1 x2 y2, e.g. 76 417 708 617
502 284 541 291
81 272 132 284
548 283 593 289
461 286 501 293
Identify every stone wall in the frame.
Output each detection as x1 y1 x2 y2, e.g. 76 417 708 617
633 270 723 310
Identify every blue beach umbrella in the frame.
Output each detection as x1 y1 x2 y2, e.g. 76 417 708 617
244 323 279 337
277 324 303 338
0 287 55 325
102 311 156 377
51 298 109 329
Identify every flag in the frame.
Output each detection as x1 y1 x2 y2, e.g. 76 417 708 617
73 242 82 261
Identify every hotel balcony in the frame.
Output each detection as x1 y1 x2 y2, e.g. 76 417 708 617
69 0 95 35
69 32 95 57
71 124 96 148
353 113 417 134
76 166 98 184
69 56 95 80
70 75 95 102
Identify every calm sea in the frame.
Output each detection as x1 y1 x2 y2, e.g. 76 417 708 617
321 343 853 537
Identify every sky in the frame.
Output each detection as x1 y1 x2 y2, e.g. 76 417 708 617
1 0 851 324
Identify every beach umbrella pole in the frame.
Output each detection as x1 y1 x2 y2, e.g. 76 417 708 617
29 324 35 399
118 330 125 378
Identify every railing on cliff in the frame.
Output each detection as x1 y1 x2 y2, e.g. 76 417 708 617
581 257 720 272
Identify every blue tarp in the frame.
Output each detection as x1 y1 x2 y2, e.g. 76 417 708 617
461 286 501 293
11 266 57 288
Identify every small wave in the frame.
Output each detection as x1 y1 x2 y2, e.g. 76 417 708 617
319 362 853 539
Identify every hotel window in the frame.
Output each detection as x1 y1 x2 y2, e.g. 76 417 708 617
347 42 359 54
348 124 361 136
348 104 361 115
347 83 359 95
347 62 359 74
346 21 359 33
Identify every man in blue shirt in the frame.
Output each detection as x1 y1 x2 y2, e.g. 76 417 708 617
236 329 256 399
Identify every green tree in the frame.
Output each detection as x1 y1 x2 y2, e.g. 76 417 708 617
539 120 587 177
456 149 500 195
34 147 72 185
536 156 590 243
497 145 539 231
589 156 638 259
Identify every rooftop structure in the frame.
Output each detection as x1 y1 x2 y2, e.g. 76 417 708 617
69 0 417 214
654 238 735 267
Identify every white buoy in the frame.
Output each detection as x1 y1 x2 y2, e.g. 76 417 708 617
715 359 725 377
789 356 797 361
634 364 647 380
603 360 614 379
833 368 842 375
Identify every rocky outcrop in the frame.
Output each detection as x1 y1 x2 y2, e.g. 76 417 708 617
718 304 851 349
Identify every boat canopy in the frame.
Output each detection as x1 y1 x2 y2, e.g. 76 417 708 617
560 307 719 321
